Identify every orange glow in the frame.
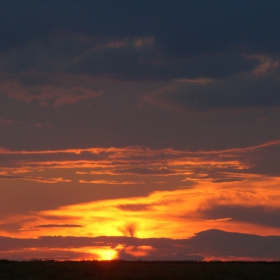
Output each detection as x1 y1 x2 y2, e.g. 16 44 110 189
72 245 154 260
2 176 280 240
93 248 118 260
1 142 280 260
72 246 122 261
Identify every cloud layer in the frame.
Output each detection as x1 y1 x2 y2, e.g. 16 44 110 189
1 1 280 261
1 229 280 261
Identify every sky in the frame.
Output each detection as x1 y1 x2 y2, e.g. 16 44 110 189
0 0 280 261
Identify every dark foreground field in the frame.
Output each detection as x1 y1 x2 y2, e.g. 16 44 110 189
1 260 280 280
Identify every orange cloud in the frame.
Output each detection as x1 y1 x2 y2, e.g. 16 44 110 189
79 179 144 185
3 140 278 186
0 174 71 183
2 176 280 240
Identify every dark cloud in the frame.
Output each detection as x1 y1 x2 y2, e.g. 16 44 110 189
113 167 177 175
0 249 92 261
190 229 280 259
248 143 280 176
145 72 280 111
117 204 151 212
210 177 245 183
35 224 83 228
1 1 280 56
199 205 280 228
0 1 279 83
67 42 257 80
0 35 257 81
0 174 69 183
151 1 280 57
119 223 138 238
0 223 22 233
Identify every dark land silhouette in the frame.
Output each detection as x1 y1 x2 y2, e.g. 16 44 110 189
1 260 280 280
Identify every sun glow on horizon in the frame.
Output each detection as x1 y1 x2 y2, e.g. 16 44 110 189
97 248 118 260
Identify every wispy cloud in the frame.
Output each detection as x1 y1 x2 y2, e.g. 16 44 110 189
79 180 143 185
0 174 70 183
1 81 102 107
1 140 279 185
35 224 83 228
0 139 278 216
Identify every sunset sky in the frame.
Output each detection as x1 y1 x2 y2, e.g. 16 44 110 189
1 0 280 261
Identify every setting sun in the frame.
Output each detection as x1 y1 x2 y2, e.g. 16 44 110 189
96 248 118 261
1 0 280 262
74 247 119 261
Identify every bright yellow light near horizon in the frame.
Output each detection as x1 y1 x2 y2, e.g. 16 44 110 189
99 248 118 260
90 247 118 261
85 245 153 260
71 246 119 261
